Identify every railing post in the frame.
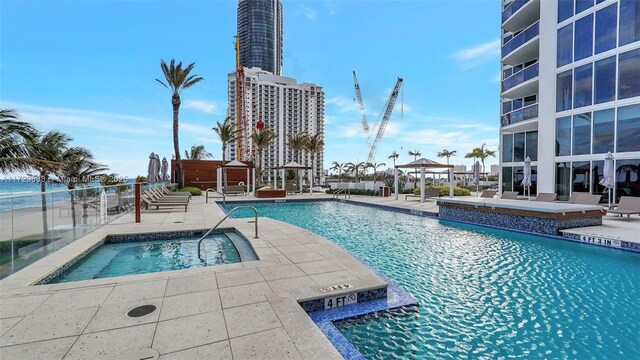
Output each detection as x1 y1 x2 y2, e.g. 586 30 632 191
135 183 141 223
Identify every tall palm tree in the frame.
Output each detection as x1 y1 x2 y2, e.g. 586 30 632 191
388 151 399 168
303 132 324 188
184 145 212 160
330 161 344 182
408 149 421 187
156 59 203 188
26 131 72 243
288 132 307 163
0 109 37 173
475 143 496 181
212 116 237 161
56 147 107 235
438 149 457 182
345 162 357 182
251 127 277 185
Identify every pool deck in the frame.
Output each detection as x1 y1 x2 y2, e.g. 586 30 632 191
1 193 638 359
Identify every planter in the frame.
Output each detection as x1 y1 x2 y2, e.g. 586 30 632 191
256 189 286 198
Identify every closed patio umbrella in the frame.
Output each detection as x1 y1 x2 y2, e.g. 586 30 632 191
599 151 615 208
472 161 480 197
522 156 532 199
161 157 169 182
154 154 161 184
147 152 157 184
99 189 108 225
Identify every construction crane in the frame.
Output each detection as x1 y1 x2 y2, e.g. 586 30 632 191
352 71 370 142
367 77 403 164
234 34 247 160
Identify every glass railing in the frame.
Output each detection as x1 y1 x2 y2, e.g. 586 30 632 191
501 103 539 126
0 183 162 280
502 62 539 92
502 0 532 23
502 21 539 58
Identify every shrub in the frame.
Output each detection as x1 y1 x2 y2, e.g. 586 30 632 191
326 188 377 196
135 175 147 183
178 187 202 196
413 185 471 197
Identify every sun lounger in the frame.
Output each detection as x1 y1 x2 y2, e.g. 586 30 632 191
532 193 557 202
563 192 588 204
480 190 497 198
608 196 640 222
500 191 519 199
405 189 439 200
141 194 188 212
285 184 301 194
150 188 189 200
145 189 189 203
224 185 245 196
574 194 602 205
160 185 191 198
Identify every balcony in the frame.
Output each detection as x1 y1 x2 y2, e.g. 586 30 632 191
501 63 539 98
502 21 539 64
502 0 540 32
501 103 538 127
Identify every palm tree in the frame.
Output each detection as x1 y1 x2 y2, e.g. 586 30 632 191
303 132 324 188
26 131 72 243
288 132 307 164
184 145 212 160
56 147 108 236
388 151 399 168
0 109 37 173
367 162 386 183
330 161 344 182
438 149 457 182
212 116 237 161
478 143 496 181
345 162 357 182
251 127 277 185
156 59 203 188
408 149 421 187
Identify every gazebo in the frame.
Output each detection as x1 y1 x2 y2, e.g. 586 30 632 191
395 158 454 202
216 160 252 194
274 162 311 193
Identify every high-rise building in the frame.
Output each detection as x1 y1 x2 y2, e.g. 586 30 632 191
499 0 639 201
227 67 325 183
237 0 283 75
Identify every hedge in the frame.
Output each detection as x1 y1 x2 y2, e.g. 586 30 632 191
413 185 471 197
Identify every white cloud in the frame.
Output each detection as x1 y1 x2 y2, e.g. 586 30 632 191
184 99 219 114
326 95 358 113
491 72 501 83
302 7 317 20
452 39 500 70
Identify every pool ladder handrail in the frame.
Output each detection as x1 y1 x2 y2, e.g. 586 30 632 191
197 206 258 258
205 188 225 204
332 188 350 199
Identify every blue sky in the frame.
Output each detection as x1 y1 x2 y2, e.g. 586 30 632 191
2 0 501 177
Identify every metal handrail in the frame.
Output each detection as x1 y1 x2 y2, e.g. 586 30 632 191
197 206 258 258
332 188 345 199
205 188 226 204
332 188 351 200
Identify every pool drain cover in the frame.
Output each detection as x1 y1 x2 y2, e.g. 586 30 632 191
127 305 157 318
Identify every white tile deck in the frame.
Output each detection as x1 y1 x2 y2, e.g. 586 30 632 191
0 192 636 360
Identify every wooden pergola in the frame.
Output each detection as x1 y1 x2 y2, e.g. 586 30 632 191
395 158 455 202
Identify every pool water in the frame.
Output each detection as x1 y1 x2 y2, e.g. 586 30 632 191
225 201 640 359
51 232 249 283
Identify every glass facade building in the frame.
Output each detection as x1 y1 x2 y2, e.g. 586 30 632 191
237 0 283 75
500 0 639 202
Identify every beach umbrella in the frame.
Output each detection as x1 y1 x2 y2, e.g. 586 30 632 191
147 152 157 184
154 154 161 184
472 161 480 197
522 156 532 199
99 189 108 225
161 157 169 182
599 151 615 208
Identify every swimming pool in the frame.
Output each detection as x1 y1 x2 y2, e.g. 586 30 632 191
48 230 257 283
224 201 640 359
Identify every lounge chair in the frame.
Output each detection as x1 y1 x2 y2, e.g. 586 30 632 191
405 189 439 200
500 191 519 199
574 194 602 205
160 185 191 198
223 185 245 196
564 192 588 204
141 194 188 212
608 196 640 222
285 183 300 194
532 193 557 202
145 189 190 203
480 190 497 198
